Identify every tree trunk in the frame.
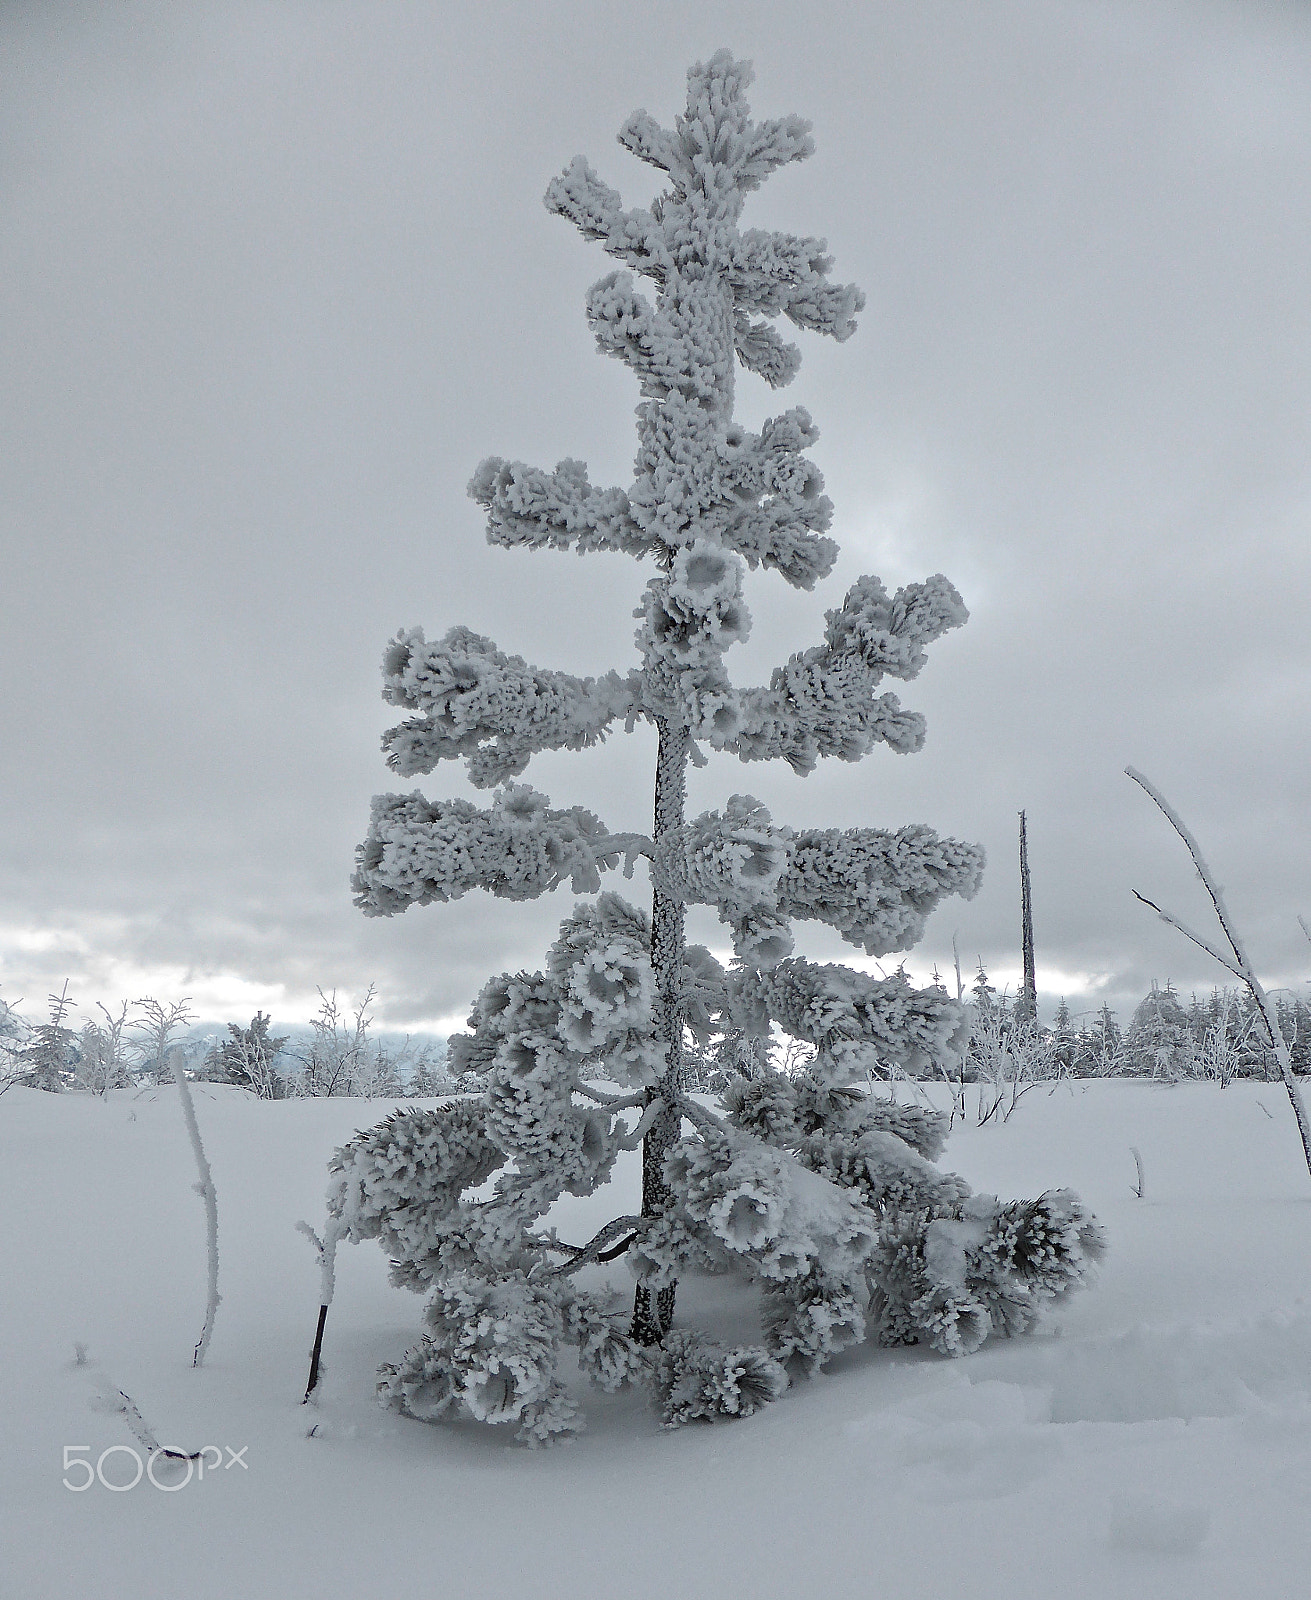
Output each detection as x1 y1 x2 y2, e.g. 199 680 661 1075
632 715 688 1345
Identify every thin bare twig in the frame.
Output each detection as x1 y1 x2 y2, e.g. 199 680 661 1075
1129 891 1244 981
1126 767 1311 1179
113 1390 203 1462
87 1376 203 1469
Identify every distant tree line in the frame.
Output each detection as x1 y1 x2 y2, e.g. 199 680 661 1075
960 968 1311 1084
671 960 1311 1097
4 964 1307 1100
0 983 477 1098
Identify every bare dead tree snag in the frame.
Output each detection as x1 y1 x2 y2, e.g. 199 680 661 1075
1018 811 1037 1024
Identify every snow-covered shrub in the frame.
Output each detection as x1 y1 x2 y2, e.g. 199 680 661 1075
289 987 418 1097
966 1005 1065 1124
1187 993 1260 1087
0 987 27 1094
75 1002 133 1096
321 53 1101 1443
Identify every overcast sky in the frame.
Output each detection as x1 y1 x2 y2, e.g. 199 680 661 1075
3 0 1310 1035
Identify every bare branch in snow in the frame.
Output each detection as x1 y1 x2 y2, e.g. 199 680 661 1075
1127 767 1311 1179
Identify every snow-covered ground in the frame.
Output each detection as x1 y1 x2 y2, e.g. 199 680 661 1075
4 1078 1310 1599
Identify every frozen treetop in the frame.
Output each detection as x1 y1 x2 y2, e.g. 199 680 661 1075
545 50 863 386
457 51 969 771
470 49 867 586
357 50 980 947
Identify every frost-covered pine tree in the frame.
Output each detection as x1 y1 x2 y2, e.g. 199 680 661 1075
332 53 1103 1443
210 1010 288 1098
19 982 77 1092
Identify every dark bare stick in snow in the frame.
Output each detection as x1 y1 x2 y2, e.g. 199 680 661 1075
297 1217 345 1402
305 1306 329 1402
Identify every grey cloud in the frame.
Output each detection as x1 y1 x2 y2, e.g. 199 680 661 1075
3 0 1309 1035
